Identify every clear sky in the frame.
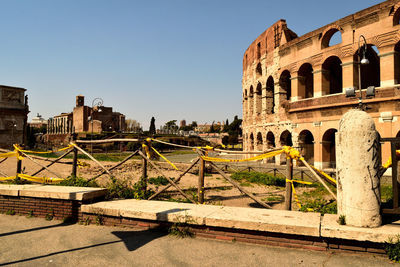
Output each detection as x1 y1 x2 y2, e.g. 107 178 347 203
0 0 382 129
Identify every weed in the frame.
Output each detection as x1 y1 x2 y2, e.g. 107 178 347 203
45 209 54 221
299 199 337 215
263 195 283 203
106 178 154 200
385 235 400 262
338 215 346 225
58 176 98 187
169 212 194 238
79 217 91 226
26 210 34 218
6 209 15 215
95 213 104 226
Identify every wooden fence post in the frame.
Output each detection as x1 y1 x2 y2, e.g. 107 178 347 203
198 155 205 204
285 157 293 210
15 157 22 182
71 133 78 177
141 144 148 193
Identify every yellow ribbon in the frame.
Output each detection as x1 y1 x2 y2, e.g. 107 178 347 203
286 179 312 209
0 176 16 181
309 165 337 185
17 173 65 184
201 149 285 163
151 147 179 170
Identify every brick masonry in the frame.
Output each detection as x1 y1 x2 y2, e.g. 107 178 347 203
80 213 386 255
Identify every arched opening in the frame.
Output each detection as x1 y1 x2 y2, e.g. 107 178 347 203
256 63 262 77
322 56 343 94
393 8 400 26
321 28 342 48
266 131 275 163
279 130 293 164
249 86 254 118
256 132 263 151
298 63 314 99
266 76 275 114
299 130 314 165
279 70 291 101
322 129 337 168
255 83 262 115
395 42 400 84
243 90 248 121
354 45 380 89
249 133 254 151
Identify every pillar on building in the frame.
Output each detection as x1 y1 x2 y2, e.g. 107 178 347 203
336 109 381 227
341 58 358 91
290 72 301 101
313 66 329 97
379 45 397 87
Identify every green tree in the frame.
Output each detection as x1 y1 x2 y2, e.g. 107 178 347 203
165 120 178 130
149 117 156 135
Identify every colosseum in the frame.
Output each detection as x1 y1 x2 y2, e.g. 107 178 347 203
242 0 400 169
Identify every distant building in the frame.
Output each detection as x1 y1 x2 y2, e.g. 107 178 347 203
180 120 186 128
29 113 47 129
0 85 29 149
47 95 126 145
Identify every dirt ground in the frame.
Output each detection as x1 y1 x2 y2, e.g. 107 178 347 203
0 155 317 210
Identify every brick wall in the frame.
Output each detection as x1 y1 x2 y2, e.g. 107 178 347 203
80 213 386 255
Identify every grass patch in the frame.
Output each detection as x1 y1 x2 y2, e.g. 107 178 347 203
106 178 154 200
148 176 174 186
262 195 283 203
231 171 286 187
381 185 393 209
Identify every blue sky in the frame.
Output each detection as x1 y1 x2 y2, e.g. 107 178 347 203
0 0 382 129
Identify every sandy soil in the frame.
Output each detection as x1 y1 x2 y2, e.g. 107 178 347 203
0 155 316 210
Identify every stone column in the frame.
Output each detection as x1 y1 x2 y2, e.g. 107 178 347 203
336 109 381 227
290 71 300 101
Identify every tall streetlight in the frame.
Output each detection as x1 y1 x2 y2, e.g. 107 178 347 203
346 35 376 108
89 98 103 154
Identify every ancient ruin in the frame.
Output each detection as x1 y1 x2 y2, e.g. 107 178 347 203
0 85 29 149
242 0 400 168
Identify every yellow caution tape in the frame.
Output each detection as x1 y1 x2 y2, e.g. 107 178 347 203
151 146 179 170
142 143 151 158
286 179 313 209
17 173 65 184
309 165 337 185
15 144 74 154
77 160 91 168
201 149 285 163
0 176 16 181
283 146 304 161
382 150 400 169
0 151 18 159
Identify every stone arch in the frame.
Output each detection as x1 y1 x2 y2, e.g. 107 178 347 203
279 130 293 164
395 42 400 84
393 6 400 26
266 76 275 114
256 132 263 151
354 44 380 89
249 86 254 118
279 70 291 101
299 130 314 165
266 131 275 163
249 132 254 151
298 63 314 99
321 26 343 48
255 83 262 115
322 56 343 94
256 62 262 77
322 128 337 168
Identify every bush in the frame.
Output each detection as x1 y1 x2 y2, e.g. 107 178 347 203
106 178 154 200
148 176 173 186
231 171 286 187
58 176 98 188
299 199 337 215
386 235 400 262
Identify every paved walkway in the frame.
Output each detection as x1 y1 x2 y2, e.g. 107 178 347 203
0 215 393 266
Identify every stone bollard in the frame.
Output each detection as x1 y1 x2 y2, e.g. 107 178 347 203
336 109 381 227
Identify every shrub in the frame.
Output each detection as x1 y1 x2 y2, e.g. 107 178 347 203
58 176 98 188
148 176 172 186
386 235 400 262
299 199 337 215
106 178 154 200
